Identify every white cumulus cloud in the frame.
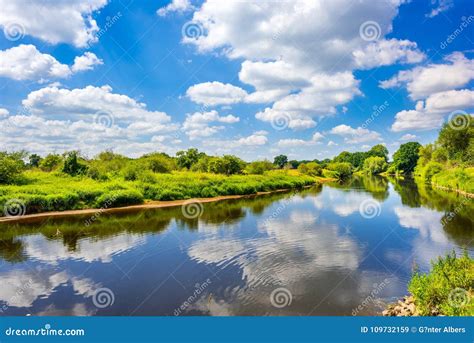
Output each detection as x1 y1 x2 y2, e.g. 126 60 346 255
0 0 108 48
0 45 102 82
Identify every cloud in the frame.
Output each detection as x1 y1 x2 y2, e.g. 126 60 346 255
400 133 417 141
71 52 103 72
0 45 102 82
186 81 248 106
184 0 422 131
22 85 170 122
1 85 180 157
353 39 425 69
205 131 268 150
330 124 382 143
328 140 338 146
239 60 311 103
0 108 9 117
237 133 268 146
426 0 454 18
380 52 474 100
157 0 194 16
277 131 324 148
182 110 239 139
391 89 474 131
0 0 108 47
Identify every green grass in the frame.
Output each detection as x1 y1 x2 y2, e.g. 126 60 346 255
0 170 317 216
408 251 474 316
431 167 474 194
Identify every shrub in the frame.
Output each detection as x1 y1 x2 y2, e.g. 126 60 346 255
191 156 212 172
363 156 388 175
39 154 62 172
62 152 87 176
298 162 322 176
146 155 174 173
123 164 141 181
87 166 109 181
432 147 449 163
326 162 352 179
138 171 157 183
408 251 473 316
421 161 444 182
0 151 26 184
208 155 245 175
245 160 274 175
96 190 144 208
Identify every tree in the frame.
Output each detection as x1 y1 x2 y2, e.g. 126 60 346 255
246 160 274 175
437 114 473 161
28 154 42 168
273 155 288 169
393 142 422 173
298 162 322 176
176 148 203 170
326 162 352 179
62 151 87 176
363 156 388 175
288 160 300 169
208 155 245 175
367 144 389 162
0 151 26 184
39 154 62 171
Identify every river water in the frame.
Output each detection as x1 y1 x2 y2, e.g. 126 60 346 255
0 176 472 316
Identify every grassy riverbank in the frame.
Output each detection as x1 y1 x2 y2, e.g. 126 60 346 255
430 167 474 195
409 251 474 316
384 251 474 316
0 170 318 217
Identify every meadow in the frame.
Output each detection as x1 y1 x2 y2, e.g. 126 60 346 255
0 169 317 216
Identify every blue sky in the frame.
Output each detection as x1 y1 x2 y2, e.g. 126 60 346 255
0 0 473 161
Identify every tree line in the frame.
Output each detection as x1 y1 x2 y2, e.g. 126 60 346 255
0 114 472 185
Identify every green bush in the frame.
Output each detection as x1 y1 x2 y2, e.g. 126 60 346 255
0 151 26 184
208 155 245 175
245 160 274 175
326 162 352 179
123 164 141 181
39 154 62 172
146 155 174 173
421 161 444 182
298 162 322 176
96 190 144 208
62 152 87 176
363 156 388 175
408 251 473 316
432 147 449 163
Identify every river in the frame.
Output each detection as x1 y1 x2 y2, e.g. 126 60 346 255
0 176 472 316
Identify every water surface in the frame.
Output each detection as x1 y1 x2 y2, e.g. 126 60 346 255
0 176 472 316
